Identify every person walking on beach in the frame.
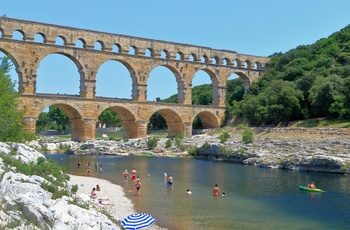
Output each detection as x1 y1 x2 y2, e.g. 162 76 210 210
123 169 129 182
167 175 174 188
213 184 220 197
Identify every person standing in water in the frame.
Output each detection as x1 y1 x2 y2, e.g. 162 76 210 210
167 175 173 188
131 168 137 182
134 178 142 196
123 169 129 182
213 184 220 196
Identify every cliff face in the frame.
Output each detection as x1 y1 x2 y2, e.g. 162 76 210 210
0 142 120 230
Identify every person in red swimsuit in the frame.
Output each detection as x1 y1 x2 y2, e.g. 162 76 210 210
213 184 220 196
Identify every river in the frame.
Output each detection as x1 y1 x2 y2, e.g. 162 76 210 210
46 154 350 230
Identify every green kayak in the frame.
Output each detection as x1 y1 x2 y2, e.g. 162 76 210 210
299 186 323 193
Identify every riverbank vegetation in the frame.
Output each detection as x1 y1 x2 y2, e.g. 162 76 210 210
0 56 35 142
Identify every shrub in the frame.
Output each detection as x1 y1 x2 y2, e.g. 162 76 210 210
187 146 199 156
165 139 172 148
0 154 70 199
201 141 211 150
146 137 159 150
219 131 230 143
175 131 184 140
242 129 254 144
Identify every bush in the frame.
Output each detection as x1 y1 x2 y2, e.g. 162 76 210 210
201 141 211 150
165 139 172 148
0 154 70 199
242 129 254 144
187 146 199 156
146 137 159 150
219 131 230 143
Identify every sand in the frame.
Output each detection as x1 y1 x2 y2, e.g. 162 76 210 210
68 174 165 229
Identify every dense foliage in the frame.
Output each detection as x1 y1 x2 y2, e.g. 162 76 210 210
0 56 33 142
232 24 350 125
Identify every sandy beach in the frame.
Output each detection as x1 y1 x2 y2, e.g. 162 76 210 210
69 174 165 230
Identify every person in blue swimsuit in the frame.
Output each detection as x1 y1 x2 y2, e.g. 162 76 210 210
167 175 173 188
135 178 142 196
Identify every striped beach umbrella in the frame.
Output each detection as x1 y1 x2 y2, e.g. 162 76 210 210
121 213 156 230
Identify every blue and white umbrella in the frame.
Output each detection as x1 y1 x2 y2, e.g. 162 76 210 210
122 213 156 230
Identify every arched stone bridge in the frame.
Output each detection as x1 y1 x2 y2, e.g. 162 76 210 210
0 17 270 141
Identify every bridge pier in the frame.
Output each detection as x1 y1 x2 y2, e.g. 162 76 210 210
182 122 193 137
23 116 37 133
70 118 96 142
122 120 148 139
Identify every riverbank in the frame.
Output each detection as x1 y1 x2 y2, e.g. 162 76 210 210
68 174 166 230
28 127 350 174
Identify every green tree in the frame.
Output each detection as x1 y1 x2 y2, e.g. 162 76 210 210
308 75 345 118
148 112 167 130
242 129 254 144
0 56 27 142
98 109 121 127
47 106 70 132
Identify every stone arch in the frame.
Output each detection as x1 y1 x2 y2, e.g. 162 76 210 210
113 43 122 53
235 58 243 68
12 30 25 40
223 58 231 66
192 68 219 105
147 64 182 102
145 48 153 57
34 33 45 43
212 56 220 65
234 71 251 93
75 38 85 48
190 53 197 61
94 40 104 50
176 52 184 60
245 60 252 69
104 106 139 139
35 52 84 95
193 111 220 128
129 46 137 55
36 103 84 141
201 55 209 63
95 59 135 99
93 41 103 50
149 108 183 137
255 61 262 70
55 35 66 45
161 50 170 59
0 48 21 91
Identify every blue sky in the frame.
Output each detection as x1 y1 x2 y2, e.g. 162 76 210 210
1 0 350 103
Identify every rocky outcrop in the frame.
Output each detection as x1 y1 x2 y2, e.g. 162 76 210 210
0 142 120 230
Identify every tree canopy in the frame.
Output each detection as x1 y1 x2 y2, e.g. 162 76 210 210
0 56 29 142
231 24 350 125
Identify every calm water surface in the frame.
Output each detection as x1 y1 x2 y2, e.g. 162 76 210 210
46 154 350 230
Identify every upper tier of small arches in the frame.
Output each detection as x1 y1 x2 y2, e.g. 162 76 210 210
0 17 270 70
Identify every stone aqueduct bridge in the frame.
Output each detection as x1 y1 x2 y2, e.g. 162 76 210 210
0 17 270 141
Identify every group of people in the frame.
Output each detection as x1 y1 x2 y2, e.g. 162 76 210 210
78 160 103 176
90 184 113 205
213 184 225 197
122 168 142 196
